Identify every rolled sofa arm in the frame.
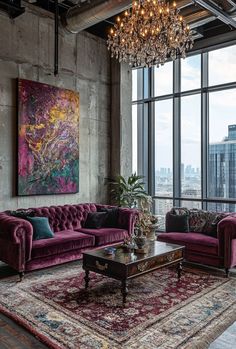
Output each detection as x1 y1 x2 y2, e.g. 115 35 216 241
118 208 139 236
0 212 33 270
218 214 236 268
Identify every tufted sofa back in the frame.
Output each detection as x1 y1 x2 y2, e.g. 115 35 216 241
32 203 98 232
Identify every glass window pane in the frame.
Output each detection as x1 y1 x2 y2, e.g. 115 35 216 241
209 45 236 86
155 100 173 197
153 198 173 231
181 55 201 91
181 95 201 198
132 69 143 101
207 202 236 212
208 89 236 199
181 201 202 210
143 68 149 99
154 62 173 96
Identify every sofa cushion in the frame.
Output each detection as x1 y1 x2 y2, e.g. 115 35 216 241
157 232 218 256
31 230 95 259
77 228 128 246
166 213 189 232
84 212 108 229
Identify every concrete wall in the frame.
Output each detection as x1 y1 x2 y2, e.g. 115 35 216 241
0 4 111 211
111 59 132 179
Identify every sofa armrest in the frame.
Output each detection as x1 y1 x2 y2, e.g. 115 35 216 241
0 213 33 263
118 208 139 236
218 214 236 268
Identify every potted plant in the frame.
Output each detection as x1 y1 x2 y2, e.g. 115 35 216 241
106 173 149 208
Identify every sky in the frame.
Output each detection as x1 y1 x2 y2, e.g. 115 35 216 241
132 44 236 170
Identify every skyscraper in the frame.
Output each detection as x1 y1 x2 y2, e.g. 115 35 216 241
208 125 236 210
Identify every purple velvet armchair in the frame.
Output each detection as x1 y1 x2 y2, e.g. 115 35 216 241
157 209 236 276
0 203 137 279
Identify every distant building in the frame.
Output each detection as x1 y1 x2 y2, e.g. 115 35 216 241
208 125 236 210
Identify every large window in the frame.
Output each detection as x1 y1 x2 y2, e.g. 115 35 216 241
132 43 236 226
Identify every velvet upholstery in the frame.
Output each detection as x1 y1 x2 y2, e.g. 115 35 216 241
77 228 128 246
157 232 218 256
0 204 137 273
31 231 95 259
157 210 236 270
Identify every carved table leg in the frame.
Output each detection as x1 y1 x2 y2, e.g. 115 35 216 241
177 262 182 281
225 268 229 278
84 270 90 289
121 280 128 305
19 271 24 282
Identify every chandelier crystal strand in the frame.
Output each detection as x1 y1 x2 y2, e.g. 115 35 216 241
107 0 194 67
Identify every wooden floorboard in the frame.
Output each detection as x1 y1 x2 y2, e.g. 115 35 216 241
0 262 235 348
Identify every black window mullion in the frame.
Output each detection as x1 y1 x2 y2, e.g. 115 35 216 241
201 52 209 210
173 59 181 207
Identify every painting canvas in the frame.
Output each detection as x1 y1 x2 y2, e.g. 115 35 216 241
18 79 79 195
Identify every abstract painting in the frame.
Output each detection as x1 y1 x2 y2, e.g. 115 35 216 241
18 79 79 195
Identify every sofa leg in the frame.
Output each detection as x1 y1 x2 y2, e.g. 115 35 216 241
225 268 229 278
19 271 24 282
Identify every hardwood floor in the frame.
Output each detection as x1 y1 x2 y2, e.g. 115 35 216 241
0 262 235 349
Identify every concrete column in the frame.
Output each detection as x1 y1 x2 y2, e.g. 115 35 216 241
110 59 132 179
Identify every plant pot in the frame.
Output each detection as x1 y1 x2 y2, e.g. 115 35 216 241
134 234 147 249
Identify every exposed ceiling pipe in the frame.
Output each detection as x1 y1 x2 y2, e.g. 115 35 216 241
62 0 197 34
62 0 132 34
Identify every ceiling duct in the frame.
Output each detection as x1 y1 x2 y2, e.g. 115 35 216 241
62 0 132 34
0 0 25 18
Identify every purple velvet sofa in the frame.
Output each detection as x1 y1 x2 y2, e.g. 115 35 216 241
0 203 136 278
157 209 236 276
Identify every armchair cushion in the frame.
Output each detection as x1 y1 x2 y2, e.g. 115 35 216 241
158 232 218 256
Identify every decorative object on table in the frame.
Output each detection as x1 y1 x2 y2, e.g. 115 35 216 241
1 261 235 349
105 173 149 208
133 226 147 249
104 247 116 255
107 0 194 68
135 207 159 241
122 236 135 252
17 79 79 195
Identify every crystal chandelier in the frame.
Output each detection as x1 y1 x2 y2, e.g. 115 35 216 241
107 0 194 67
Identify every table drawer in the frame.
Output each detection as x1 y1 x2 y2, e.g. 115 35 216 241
128 249 183 277
83 255 126 278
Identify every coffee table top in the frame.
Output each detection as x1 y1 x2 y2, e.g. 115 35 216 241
83 241 184 265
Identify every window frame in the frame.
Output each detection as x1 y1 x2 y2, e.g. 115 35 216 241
132 41 236 211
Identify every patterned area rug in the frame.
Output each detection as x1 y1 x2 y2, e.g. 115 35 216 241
0 262 236 349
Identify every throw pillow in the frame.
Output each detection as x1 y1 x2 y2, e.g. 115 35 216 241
166 212 189 232
189 209 208 232
27 216 54 241
84 212 108 229
170 207 189 216
97 207 119 227
10 209 34 220
205 213 229 238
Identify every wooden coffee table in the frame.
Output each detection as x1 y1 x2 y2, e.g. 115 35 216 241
83 241 184 304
